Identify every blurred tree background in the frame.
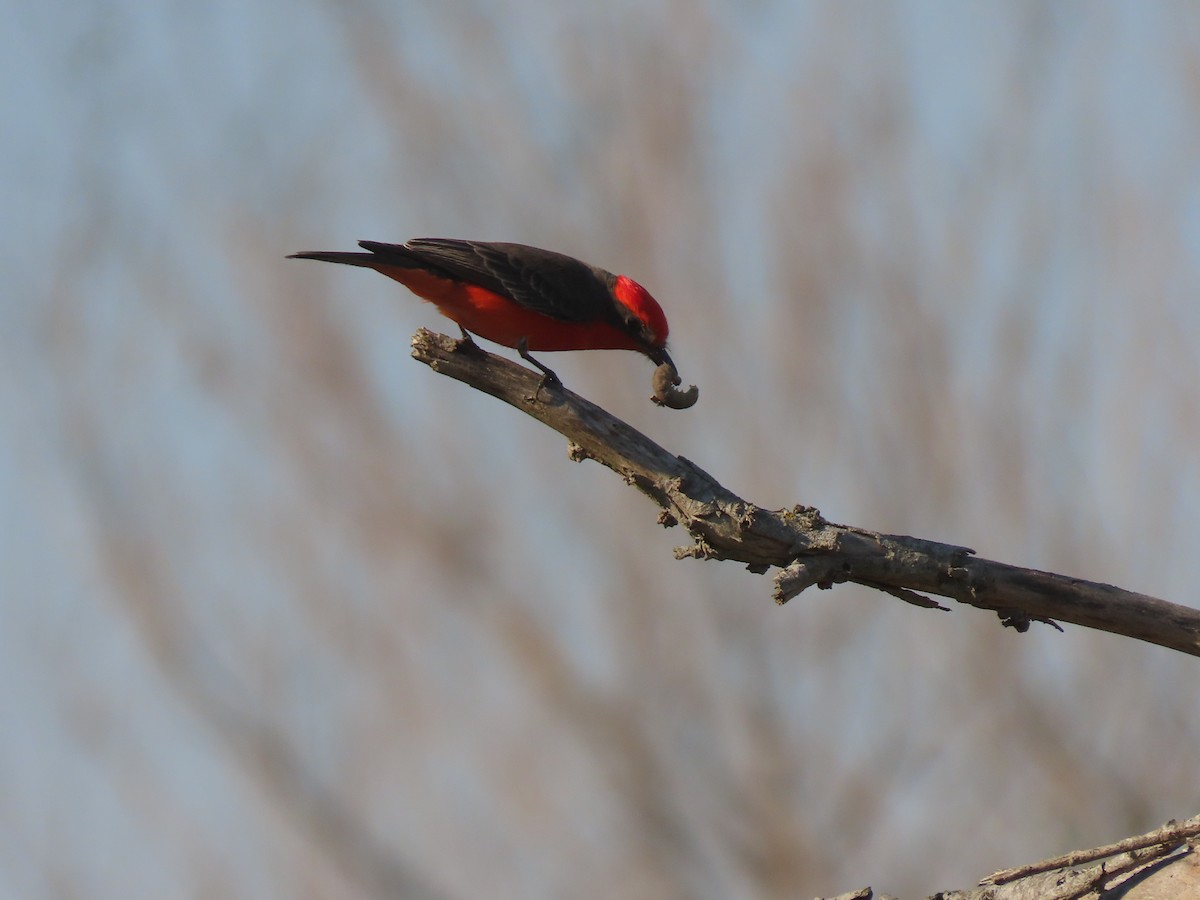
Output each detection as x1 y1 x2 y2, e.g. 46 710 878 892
4 2 1200 897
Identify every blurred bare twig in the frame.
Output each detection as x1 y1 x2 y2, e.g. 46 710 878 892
982 813 1200 887
412 328 1200 658
827 829 1198 900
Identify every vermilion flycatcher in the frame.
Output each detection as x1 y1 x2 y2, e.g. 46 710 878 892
288 238 697 407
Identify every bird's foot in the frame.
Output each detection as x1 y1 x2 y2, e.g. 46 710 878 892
518 337 563 401
529 372 562 402
454 327 484 355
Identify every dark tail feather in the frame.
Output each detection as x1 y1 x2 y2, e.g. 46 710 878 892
355 240 424 267
288 241 425 269
287 250 381 268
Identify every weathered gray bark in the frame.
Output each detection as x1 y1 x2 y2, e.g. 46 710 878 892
411 329 1200 658
411 329 1200 897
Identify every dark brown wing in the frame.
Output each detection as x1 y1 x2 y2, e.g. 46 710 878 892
359 239 618 324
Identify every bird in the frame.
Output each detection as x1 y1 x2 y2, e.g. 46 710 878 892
287 238 686 397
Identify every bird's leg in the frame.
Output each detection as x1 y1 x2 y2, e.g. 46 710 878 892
454 326 483 354
517 337 562 399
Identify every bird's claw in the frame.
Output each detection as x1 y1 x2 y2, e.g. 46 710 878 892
454 327 484 354
528 371 563 403
517 337 564 402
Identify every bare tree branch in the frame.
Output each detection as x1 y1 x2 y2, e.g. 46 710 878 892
982 813 1200 886
907 814 1200 900
411 329 1200 658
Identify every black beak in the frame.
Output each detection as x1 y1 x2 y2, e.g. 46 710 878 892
648 346 674 370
